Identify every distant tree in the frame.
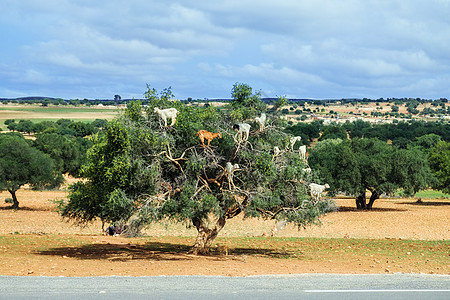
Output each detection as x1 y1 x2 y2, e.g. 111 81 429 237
428 141 450 194
0 134 61 209
91 119 108 130
16 120 34 134
32 121 58 134
412 134 442 152
4 119 15 126
319 126 347 141
69 99 81 106
229 82 266 120
33 133 92 177
309 138 434 209
285 121 322 145
68 121 95 137
273 96 289 111
343 119 372 139
391 105 399 113
391 147 435 197
5 119 17 131
60 86 335 254
114 95 121 101
407 106 419 115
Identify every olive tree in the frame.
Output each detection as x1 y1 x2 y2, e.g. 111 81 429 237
60 86 335 255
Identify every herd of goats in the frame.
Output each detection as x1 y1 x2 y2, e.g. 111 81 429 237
152 106 331 204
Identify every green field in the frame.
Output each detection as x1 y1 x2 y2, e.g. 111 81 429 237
414 190 450 199
0 104 120 130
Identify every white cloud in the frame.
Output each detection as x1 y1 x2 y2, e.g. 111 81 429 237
0 0 449 99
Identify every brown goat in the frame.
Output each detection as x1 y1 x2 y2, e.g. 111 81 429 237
196 130 222 147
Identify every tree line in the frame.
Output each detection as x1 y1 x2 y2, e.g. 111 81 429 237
4 118 107 137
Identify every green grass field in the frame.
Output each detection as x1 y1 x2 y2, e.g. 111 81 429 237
0 104 120 130
414 190 450 199
395 190 450 199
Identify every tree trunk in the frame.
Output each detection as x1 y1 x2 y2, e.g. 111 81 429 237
9 189 19 210
367 191 380 209
355 193 367 209
190 216 226 255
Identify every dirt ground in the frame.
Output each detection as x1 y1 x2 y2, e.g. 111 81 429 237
0 189 449 276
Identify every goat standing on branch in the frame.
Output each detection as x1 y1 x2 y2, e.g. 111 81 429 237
233 123 251 142
196 130 222 147
299 145 307 161
255 113 267 131
289 136 302 151
225 162 240 189
154 107 178 127
309 183 330 202
270 146 282 162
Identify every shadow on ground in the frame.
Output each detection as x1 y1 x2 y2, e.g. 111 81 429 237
36 241 295 260
337 206 408 212
399 201 450 206
0 206 55 212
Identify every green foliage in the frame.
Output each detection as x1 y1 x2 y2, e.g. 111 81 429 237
228 82 266 121
273 96 289 111
125 100 144 122
319 126 347 141
391 147 435 197
62 86 334 251
412 134 442 152
6 118 106 137
345 120 450 144
143 84 174 109
428 141 450 193
33 133 92 177
309 138 435 208
285 121 322 145
0 134 60 209
413 190 450 199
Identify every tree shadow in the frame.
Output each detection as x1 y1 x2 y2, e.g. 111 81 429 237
0 206 55 212
227 247 302 259
336 206 408 212
399 201 450 206
37 242 193 261
36 241 293 260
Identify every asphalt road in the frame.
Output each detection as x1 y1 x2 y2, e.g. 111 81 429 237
1 274 449 300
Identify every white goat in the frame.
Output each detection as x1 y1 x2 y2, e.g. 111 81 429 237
299 145 307 161
271 146 281 158
289 136 302 150
255 113 267 131
225 162 240 189
154 107 178 127
308 183 330 202
233 123 251 142
270 146 282 162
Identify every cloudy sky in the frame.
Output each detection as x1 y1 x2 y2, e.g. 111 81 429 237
1 0 449 100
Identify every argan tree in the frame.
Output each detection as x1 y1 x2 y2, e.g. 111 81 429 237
60 85 335 254
308 138 434 209
0 134 60 209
